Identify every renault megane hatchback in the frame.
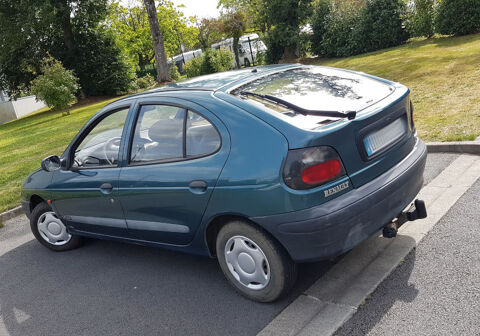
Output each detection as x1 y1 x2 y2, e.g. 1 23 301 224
22 64 427 302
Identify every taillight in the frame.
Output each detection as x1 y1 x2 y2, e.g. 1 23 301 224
283 146 346 190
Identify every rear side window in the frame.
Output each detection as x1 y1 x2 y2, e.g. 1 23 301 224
130 105 220 164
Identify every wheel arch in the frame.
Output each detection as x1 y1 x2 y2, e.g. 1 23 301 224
204 213 290 259
29 194 46 213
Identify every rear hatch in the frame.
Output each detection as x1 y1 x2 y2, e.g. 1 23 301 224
227 66 415 188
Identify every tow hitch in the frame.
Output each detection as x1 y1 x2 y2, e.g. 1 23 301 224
383 199 427 238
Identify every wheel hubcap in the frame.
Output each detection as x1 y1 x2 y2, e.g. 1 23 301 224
37 211 71 246
224 235 270 290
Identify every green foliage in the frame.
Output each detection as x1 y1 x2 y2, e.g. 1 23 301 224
356 0 409 53
311 0 408 57
106 1 198 70
262 0 314 62
169 64 181 80
0 0 131 97
183 49 233 78
221 10 247 68
310 0 331 56
30 57 79 113
74 29 134 96
435 0 480 36
129 73 156 92
406 0 435 37
197 18 224 50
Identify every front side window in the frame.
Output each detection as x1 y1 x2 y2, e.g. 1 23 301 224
73 108 128 168
130 105 220 164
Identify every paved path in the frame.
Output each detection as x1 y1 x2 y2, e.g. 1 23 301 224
335 178 480 336
0 153 462 336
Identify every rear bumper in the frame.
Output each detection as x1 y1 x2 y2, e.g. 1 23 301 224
251 138 427 262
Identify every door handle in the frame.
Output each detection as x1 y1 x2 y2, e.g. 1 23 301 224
100 183 113 194
189 180 208 194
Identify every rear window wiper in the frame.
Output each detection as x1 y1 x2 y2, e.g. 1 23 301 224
239 91 357 120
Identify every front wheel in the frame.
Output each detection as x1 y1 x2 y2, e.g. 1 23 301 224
216 220 297 302
30 202 83 251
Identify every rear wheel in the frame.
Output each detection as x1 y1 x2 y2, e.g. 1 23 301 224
30 202 83 251
216 220 297 302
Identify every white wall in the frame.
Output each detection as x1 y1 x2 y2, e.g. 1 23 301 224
0 95 46 125
11 96 46 119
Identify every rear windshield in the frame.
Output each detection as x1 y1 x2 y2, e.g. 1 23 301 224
231 66 393 129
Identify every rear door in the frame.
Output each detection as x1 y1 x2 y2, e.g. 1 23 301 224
118 97 230 245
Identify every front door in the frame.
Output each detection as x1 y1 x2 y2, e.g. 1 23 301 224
118 100 230 245
50 106 130 237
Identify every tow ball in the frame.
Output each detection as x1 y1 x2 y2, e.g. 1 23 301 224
383 199 427 238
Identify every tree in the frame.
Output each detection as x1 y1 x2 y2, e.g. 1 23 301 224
143 0 170 82
106 1 198 70
221 0 313 63
0 0 131 97
435 0 480 36
407 0 435 38
221 11 246 68
197 18 224 50
30 57 80 115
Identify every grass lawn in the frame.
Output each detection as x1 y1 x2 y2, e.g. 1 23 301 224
0 97 119 213
305 33 480 143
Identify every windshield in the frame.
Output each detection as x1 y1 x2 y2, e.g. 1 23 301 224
233 66 393 111
231 66 394 129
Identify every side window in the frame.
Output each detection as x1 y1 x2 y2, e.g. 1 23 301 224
130 105 184 163
130 105 221 164
73 108 128 168
186 111 221 157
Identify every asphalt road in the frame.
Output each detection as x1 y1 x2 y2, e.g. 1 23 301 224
0 153 462 336
335 178 480 336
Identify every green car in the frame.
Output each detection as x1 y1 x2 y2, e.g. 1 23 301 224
22 64 427 302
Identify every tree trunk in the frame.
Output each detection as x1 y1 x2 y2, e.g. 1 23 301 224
143 0 170 82
232 37 241 69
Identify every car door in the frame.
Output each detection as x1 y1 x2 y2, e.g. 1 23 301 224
118 98 230 245
49 105 131 237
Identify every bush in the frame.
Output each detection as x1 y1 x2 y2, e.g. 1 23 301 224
435 0 480 36
406 0 435 38
310 0 331 56
30 57 79 115
169 64 181 80
355 0 409 54
73 29 134 96
311 0 408 57
184 48 233 78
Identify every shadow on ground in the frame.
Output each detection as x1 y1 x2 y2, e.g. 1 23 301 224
0 238 332 336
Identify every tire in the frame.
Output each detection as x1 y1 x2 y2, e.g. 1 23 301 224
216 220 297 302
244 58 251 67
30 202 83 251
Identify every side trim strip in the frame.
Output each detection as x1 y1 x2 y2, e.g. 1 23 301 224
126 219 190 233
67 216 127 228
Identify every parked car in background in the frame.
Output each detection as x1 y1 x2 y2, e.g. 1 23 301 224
212 33 267 67
168 49 203 74
22 64 427 302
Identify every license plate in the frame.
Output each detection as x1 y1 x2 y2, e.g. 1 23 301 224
364 117 407 157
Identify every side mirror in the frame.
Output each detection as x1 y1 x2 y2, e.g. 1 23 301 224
41 155 62 172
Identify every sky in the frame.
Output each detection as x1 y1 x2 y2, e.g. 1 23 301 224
171 0 221 20
120 0 221 20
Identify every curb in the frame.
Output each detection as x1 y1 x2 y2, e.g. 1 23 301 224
0 206 24 228
426 141 480 155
